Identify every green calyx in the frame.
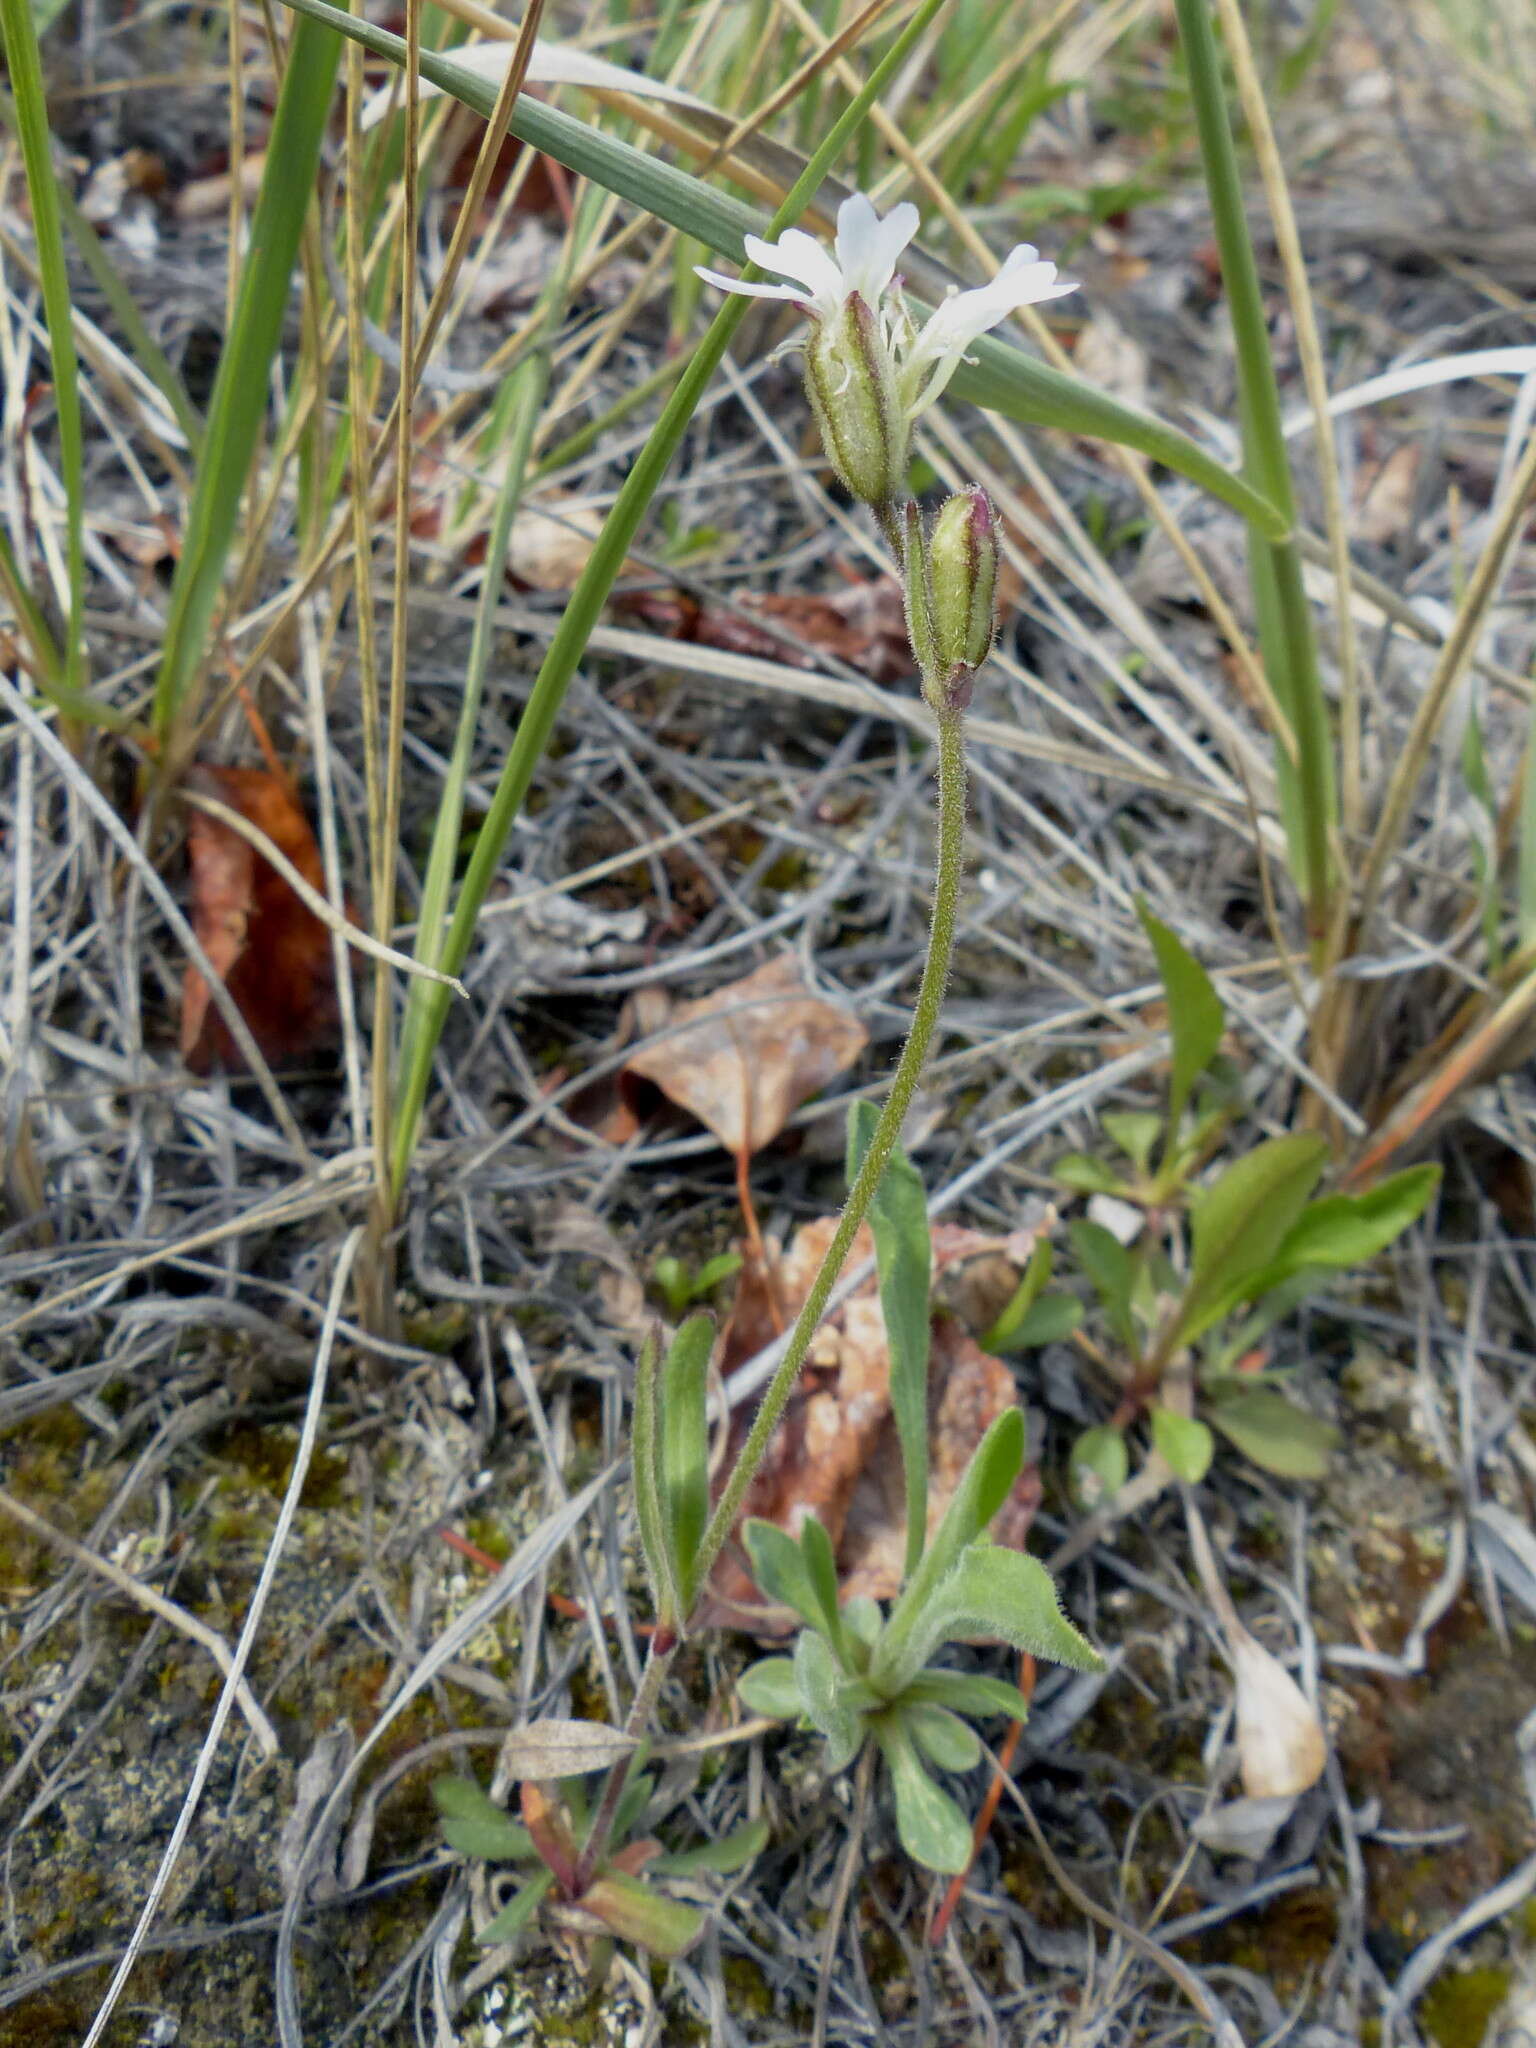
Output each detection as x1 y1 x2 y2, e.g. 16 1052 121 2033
803 293 909 513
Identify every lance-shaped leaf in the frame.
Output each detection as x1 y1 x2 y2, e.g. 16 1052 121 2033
1206 1387 1338 1479
580 1871 705 1957
274 0 1290 538
521 1783 581 1895
1137 902 1225 1138
794 1627 864 1773
979 1233 1050 1351
901 1670 1033 1723
743 1518 835 1639
848 1100 932 1581
659 1313 714 1614
630 1327 678 1628
1242 1164 1440 1297
649 1815 771 1878
874 1409 1024 1692
1068 1219 1138 1354
874 1543 1101 1699
1175 1135 1329 1346
432 1777 534 1863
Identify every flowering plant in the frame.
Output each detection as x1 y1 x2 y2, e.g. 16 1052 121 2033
698 194 1075 512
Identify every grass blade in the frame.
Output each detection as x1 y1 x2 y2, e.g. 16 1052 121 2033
0 0 85 703
151 11 342 744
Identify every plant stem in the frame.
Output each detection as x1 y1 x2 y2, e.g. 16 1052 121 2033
576 706 969 1894
692 708 968 1596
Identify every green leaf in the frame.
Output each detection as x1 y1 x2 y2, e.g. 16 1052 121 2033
651 1256 691 1316
1102 1110 1165 1175
743 1519 834 1639
1206 1387 1338 1478
978 1236 1050 1351
1054 1153 1128 1197
848 1099 932 1582
152 12 343 736
477 1867 554 1945
901 1671 1033 1722
795 1629 864 1773
876 1721 975 1874
1000 1294 1083 1349
875 1543 1101 1698
798 1513 847 1659
274 0 1291 540
1263 1165 1440 1279
907 1703 982 1774
877 1410 1024 1689
580 1871 704 1957
631 1329 677 1629
1136 903 1225 1135
1150 1407 1215 1484
1177 1135 1329 1345
0 0 85 707
1069 1424 1129 1507
649 1815 770 1877
693 1250 745 1294
1068 1219 1138 1353
659 1313 714 1612
432 1778 534 1862
737 1656 802 1721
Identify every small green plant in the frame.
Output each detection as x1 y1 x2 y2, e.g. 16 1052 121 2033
736 1412 1100 1874
650 1248 744 1318
433 1754 766 1963
1054 905 1439 1496
731 1104 1101 1877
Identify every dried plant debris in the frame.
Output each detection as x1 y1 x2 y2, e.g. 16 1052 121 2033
180 764 342 1072
617 955 869 1156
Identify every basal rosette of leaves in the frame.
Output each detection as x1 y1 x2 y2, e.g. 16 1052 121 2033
735 1406 1102 1876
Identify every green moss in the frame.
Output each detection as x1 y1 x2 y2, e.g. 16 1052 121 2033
1420 1968 1510 2047
209 1423 349 1509
719 1954 775 2019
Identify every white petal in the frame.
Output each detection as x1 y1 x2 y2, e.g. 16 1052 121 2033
834 193 918 304
694 265 807 303
919 259 1076 359
743 229 844 312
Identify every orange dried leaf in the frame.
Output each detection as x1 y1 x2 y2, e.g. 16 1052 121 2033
619 956 868 1157
615 573 914 686
180 765 341 1074
703 1218 1044 1631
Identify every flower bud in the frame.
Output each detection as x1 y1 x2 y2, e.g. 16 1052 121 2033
928 487 1000 693
803 292 908 511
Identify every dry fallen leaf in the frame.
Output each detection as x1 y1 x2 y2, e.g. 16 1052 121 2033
615 572 914 686
702 1216 1044 1630
618 955 868 1157
181 765 342 1074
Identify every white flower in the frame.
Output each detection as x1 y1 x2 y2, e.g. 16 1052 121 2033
903 243 1078 415
696 191 919 321
697 194 1076 425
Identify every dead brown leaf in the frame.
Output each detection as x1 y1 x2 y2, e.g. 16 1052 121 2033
618 956 868 1157
702 1216 1045 1631
614 571 913 686
181 765 341 1074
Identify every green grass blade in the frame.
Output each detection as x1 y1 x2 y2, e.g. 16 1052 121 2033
0 0 85 701
1173 0 1334 922
150 11 342 743
274 0 1287 538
